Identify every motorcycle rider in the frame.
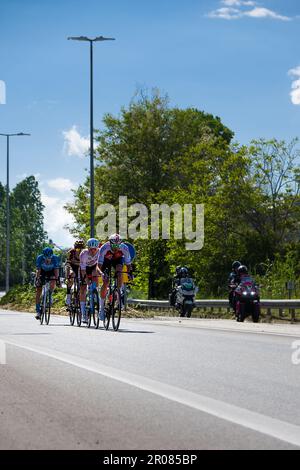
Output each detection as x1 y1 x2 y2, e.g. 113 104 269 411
234 265 258 301
235 265 260 322
237 265 255 284
169 265 189 306
228 261 241 311
174 267 197 316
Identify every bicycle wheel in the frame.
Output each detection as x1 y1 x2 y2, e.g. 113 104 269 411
76 304 82 327
69 291 76 326
40 289 45 325
86 292 92 328
122 285 128 312
45 290 51 325
103 293 111 330
112 288 122 331
93 288 100 329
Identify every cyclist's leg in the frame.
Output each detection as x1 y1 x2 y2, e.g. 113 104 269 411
49 269 57 294
99 261 109 320
115 258 125 289
115 263 125 310
47 273 56 307
35 270 45 317
91 267 100 288
66 265 75 306
80 268 88 321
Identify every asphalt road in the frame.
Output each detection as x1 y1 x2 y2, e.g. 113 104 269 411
0 309 300 450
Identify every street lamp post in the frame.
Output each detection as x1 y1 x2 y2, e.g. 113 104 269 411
0 132 31 292
68 36 115 238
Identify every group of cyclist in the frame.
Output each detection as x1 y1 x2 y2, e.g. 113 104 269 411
35 236 255 321
35 234 133 323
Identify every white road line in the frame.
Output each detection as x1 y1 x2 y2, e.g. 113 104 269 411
2 336 300 448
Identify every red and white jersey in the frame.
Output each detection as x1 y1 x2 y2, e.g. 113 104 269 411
98 242 131 265
80 248 101 269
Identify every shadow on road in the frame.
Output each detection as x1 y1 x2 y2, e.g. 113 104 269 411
10 332 51 336
116 329 155 334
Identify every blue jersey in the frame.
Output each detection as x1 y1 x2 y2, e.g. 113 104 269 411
36 254 60 272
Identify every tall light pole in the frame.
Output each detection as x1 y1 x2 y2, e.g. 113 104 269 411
0 132 31 292
68 35 115 238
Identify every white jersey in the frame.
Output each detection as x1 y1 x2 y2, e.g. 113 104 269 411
80 248 100 269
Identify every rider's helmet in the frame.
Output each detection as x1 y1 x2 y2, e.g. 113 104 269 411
180 267 189 278
175 266 182 276
43 247 53 258
74 240 85 250
87 238 99 249
232 260 241 271
238 265 248 275
109 233 122 250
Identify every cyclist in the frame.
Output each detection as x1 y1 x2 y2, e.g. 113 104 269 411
35 247 60 319
79 238 102 323
65 240 85 307
98 234 133 320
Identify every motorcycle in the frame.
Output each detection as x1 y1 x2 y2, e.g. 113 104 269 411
234 279 260 323
174 278 197 318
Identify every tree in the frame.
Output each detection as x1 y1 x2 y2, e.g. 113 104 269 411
68 90 235 297
247 139 300 256
9 176 46 285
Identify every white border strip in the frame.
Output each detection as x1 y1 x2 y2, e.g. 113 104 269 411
2 336 300 448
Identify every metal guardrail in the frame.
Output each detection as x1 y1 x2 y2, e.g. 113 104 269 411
127 298 300 322
128 298 300 308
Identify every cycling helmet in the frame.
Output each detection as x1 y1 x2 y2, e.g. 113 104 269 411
232 261 241 270
87 238 99 248
43 247 53 258
74 240 85 249
109 233 122 249
238 265 248 275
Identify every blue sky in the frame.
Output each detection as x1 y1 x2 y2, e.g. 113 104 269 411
0 0 300 245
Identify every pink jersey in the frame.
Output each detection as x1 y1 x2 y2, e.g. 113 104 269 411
80 248 100 269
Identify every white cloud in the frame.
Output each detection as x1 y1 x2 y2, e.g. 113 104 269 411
47 178 76 193
0 80 6 104
63 125 89 157
208 1 291 21
288 66 300 105
41 191 75 247
222 0 256 6
208 7 241 20
244 7 290 21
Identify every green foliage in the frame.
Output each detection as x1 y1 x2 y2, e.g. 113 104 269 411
0 284 36 307
0 176 47 288
255 249 300 299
